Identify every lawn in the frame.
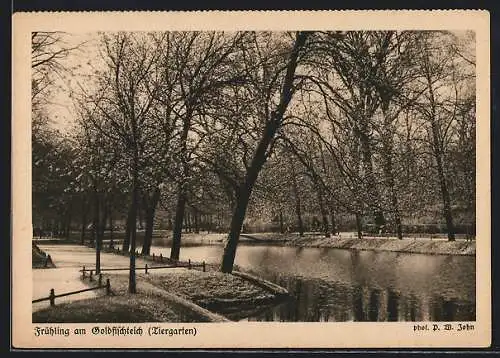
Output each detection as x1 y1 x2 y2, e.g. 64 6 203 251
142 269 282 320
32 294 193 323
32 267 285 323
32 272 227 323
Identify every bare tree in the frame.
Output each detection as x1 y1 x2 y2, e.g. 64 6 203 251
412 32 463 241
163 32 245 261
220 31 310 273
79 32 166 292
31 31 83 109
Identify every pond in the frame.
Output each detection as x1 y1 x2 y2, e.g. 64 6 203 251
147 242 475 322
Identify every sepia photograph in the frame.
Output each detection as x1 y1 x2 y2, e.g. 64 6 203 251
12 11 490 348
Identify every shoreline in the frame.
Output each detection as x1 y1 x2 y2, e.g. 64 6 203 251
160 232 477 256
32 243 290 323
281 235 476 256
32 233 473 323
33 231 476 257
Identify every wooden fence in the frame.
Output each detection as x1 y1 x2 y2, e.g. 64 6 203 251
32 276 111 307
107 249 203 266
80 259 206 277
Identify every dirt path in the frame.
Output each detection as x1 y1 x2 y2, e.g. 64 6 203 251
32 244 173 311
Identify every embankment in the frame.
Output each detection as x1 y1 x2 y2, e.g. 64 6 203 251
285 235 475 256
232 271 288 296
32 243 56 268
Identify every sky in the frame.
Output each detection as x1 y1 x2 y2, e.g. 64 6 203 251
41 30 475 134
43 32 101 132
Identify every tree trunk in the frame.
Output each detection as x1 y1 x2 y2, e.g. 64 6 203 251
384 149 403 240
355 212 363 240
186 211 191 233
290 163 304 236
425 66 456 242
122 204 133 252
128 149 139 294
394 208 403 240
142 188 160 255
317 138 335 237
189 212 193 232
93 191 101 274
194 209 200 234
142 209 155 255
432 120 456 241
329 208 337 236
279 210 284 234
91 189 99 247
98 198 108 245
170 100 193 258
137 201 144 230
64 203 72 239
80 199 87 245
221 121 280 273
220 31 309 273
109 204 114 248
94 194 107 274
220 187 252 273
39 218 43 240
170 188 186 261
358 124 385 233
167 213 173 230
317 188 330 238
380 105 403 240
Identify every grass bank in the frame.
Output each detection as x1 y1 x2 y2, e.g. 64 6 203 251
32 265 287 323
32 271 229 323
157 231 476 256
159 231 475 256
283 235 476 256
141 269 284 320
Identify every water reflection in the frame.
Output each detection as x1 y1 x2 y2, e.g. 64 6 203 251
244 276 475 322
147 242 475 322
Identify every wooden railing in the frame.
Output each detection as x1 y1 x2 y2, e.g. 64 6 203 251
80 259 206 277
105 248 203 267
32 276 111 307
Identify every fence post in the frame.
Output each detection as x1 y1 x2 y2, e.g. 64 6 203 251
202 261 206 272
145 264 148 274
188 259 191 270
98 273 103 286
82 265 86 279
89 270 93 281
49 288 55 306
106 279 111 295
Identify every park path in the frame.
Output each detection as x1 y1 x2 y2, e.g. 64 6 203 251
32 244 163 311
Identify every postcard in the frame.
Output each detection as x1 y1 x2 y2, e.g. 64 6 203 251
12 10 490 348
